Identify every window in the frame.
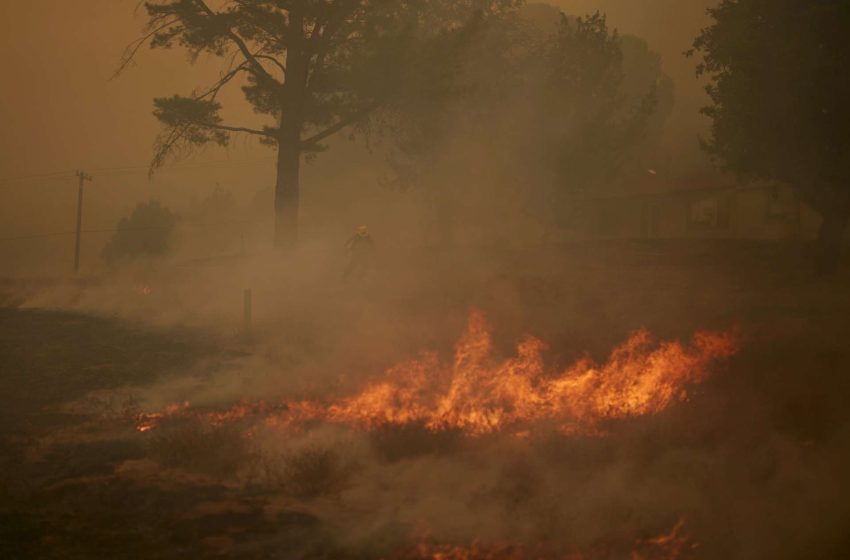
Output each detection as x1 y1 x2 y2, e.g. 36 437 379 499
689 197 720 228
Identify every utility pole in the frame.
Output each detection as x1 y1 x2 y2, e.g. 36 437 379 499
74 171 93 274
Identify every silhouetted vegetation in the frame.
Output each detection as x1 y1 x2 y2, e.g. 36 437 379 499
124 0 517 247
102 200 176 264
384 9 669 242
691 0 850 273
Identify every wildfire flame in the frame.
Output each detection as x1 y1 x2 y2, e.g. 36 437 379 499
388 518 697 559
277 310 737 435
136 310 737 436
135 400 281 433
136 401 189 432
631 519 697 560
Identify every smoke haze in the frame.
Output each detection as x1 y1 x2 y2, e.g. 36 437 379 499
2 2 850 560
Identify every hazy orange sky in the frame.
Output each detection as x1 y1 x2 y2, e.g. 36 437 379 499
0 0 716 240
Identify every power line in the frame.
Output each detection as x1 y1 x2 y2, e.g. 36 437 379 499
92 159 275 175
0 171 77 185
0 220 256 243
0 158 275 186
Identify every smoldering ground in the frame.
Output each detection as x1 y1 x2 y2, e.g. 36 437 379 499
3 238 850 559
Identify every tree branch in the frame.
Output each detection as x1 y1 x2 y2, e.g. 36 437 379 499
151 122 192 175
113 17 181 79
192 0 282 87
300 103 381 149
206 123 278 138
305 2 345 92
255 54 287 78
194 61 250 101
150 120 277 176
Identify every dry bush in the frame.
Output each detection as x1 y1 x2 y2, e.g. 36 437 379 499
147 418 251 477
369 424 464 462
257 443 358 499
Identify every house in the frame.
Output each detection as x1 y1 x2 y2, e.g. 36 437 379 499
564 172 823 241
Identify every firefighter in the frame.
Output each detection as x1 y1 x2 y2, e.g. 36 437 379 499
344 225 374 280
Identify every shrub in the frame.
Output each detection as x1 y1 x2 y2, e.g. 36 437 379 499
147 418 250 478
102 200 176 264
259 444 357 499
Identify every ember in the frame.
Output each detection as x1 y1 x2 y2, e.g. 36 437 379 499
136 400 189 432
387 519 697 559
631 519 697 560
135 400 283 433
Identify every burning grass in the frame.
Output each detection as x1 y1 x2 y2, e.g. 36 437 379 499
121 310 733 559
253 442 360 498
384 518 697 559
6 244 850 560
136 309 737 438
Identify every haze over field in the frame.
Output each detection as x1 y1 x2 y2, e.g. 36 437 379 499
1 1 849 559
0 0 714 254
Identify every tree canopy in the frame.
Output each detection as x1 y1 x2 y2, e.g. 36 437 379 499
125 1 669 246
102 200 176 264
691 0 850 271
382 7 668 239
124 0 516 246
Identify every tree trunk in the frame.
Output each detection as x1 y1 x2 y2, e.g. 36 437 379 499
274 15 307 251
814 208 849 276
274 141 300 249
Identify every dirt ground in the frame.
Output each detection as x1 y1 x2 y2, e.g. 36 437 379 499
1 241 849 559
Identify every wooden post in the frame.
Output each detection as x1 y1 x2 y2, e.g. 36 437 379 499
73 171 93 274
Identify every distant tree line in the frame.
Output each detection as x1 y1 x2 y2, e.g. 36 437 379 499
126 0 850 273
381 4 672 243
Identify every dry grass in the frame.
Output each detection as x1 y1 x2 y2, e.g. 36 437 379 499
254 443 359 499
148 418 252 478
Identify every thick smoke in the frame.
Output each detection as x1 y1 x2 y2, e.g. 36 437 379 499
3 2 849 559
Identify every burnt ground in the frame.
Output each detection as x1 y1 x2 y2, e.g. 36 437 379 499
0 309 272 559
0 307 354 560
1 242 850 559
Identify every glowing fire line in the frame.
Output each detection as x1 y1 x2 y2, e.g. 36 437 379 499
387 518 697 559
136 310 737 436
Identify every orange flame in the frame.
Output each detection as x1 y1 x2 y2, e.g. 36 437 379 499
277 310 737 435
388 518 697 559
136 401 189 432
631 519 698 560
134 400 285 433
137 310 737 436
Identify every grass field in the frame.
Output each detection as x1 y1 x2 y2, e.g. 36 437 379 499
1 242 849 559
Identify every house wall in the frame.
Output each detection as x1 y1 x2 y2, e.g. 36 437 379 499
564 184 834 242
730 186 798 240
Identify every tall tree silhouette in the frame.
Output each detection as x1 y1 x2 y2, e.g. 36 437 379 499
122 0 505 248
